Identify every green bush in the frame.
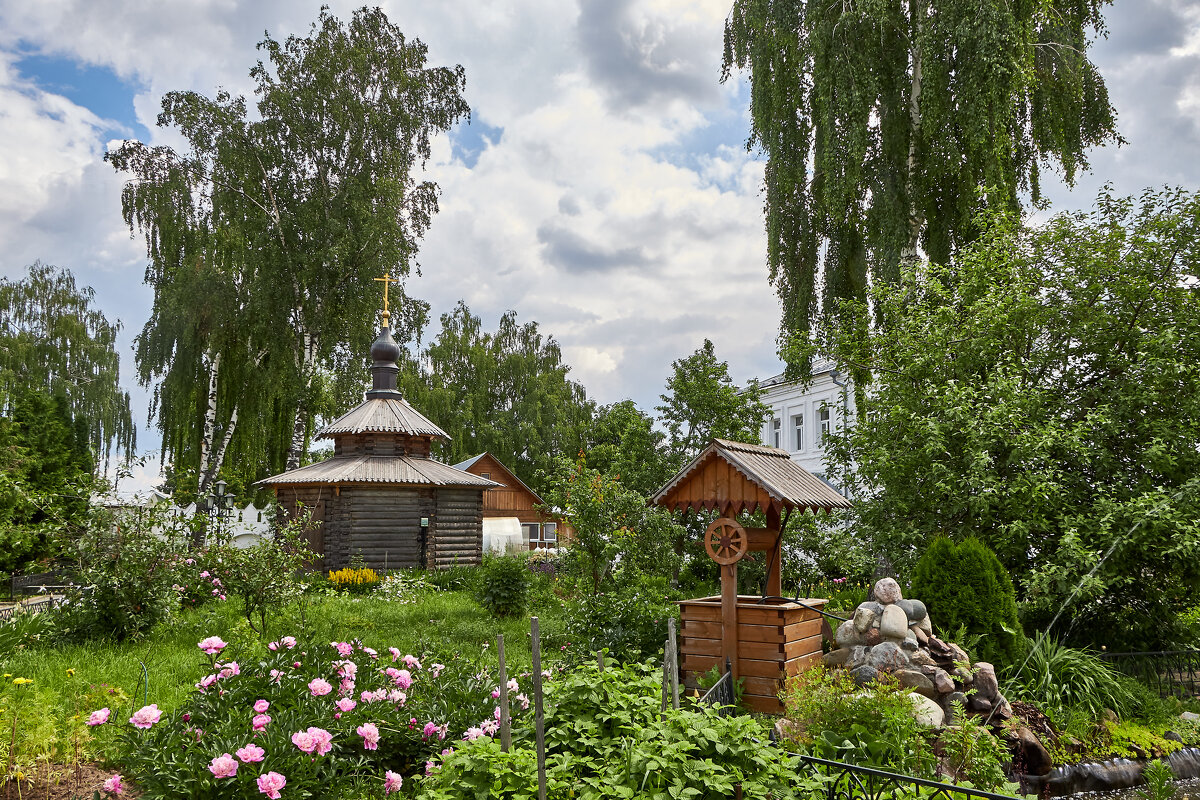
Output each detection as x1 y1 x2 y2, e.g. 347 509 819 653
1003 636 1134 723
562 576 676 664
910 536 1023 666
422 564 476 592
475 555 530 618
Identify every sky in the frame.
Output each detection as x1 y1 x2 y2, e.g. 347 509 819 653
2 0 1199 492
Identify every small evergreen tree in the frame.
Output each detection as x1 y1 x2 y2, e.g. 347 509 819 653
910 537 1022 667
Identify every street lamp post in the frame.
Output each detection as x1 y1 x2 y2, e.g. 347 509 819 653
200 479 236 542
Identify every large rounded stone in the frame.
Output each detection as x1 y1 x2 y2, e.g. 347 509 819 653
874 577 903 604
909 649 936 667
866 641 910 672
941 691 968 724
973 662 999 702
932 668 955 694
897 598 928 622
896 669 938 698
850 664 879 686
835 620 863 648
908 692 945 727
1004 725 1053 776
880 604 909 640
914 626 930 645
823 648 853 668
862 628 883 647
852 604 879 633
917 615 933 635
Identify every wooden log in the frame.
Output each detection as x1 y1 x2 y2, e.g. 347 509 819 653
721 563 738 681
531 617 547 800
497 634 511 752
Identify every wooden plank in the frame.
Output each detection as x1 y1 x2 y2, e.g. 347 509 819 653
680 603 786 626
682 620 784 643
742 694 785 715
682 655 792 679
742 675 783 697
783 633 823 660
783 619 823 642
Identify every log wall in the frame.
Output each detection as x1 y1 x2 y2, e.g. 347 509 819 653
679 596 826 714
273 486 330 569
336 486 434 572
430 488 484 568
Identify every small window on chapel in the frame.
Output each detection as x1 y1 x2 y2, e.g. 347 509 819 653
481 472 491 480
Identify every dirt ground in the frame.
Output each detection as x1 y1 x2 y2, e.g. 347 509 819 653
2 762 140 800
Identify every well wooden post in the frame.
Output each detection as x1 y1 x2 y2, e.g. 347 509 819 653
497 634 511 752
720 502 739 682
766 504 783 599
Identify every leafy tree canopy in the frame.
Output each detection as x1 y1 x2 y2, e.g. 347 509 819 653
656 339 769 469
822 188 1200 650
581 400 671 497
723 0 1121 374
0 262 134 461
107 6 466 490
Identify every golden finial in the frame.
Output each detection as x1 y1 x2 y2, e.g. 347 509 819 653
373 272 396 326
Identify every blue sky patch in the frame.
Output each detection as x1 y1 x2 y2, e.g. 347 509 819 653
14 50 148 140
450 118 503 168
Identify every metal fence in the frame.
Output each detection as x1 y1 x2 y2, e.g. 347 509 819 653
1100 650 1200 698
798 756 1022 800
696 658 737 717
0 595 59 621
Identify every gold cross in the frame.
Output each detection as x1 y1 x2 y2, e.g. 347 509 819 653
373 273 396 320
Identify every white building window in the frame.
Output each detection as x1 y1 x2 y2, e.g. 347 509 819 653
771 417 781 448
792 413 804 451
819 406 831 442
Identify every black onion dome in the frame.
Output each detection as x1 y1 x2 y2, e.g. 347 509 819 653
370 326 402 364
366 317 402 398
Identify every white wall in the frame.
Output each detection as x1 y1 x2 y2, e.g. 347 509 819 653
758 357 856 488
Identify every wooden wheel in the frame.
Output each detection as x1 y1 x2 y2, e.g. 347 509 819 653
704 517 748 565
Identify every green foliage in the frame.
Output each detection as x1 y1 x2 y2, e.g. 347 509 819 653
910 537 1022 666
107 6 468 484
780 664 935 778
475 555 530 618
821 190 1200 650
419 661 818 800
562 578 677 665
582 400 672 496
723 0 1119 368
540 455 683 594
400 302 593 488
938 701 1012 790
1003 637 1133 724
1140 760 1175 800
221 515 315 637
0 611 56 664
0 263 135 460
656 339 769 467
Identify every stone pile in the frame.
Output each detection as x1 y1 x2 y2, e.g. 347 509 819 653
823 577 1051 775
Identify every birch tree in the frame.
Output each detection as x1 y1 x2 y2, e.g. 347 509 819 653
723 0 1121 374
108 7 465 490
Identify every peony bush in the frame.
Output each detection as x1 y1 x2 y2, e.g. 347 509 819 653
94 633 538 798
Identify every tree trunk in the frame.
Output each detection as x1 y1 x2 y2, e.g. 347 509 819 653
901 0 927 266
285 330 317 471
197 351 221 493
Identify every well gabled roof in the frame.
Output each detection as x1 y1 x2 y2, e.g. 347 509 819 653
257 455 501 488
652 438 852 514
316 396 448 440
452 453 545 505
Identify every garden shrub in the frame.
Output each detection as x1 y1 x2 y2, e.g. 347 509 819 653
562 576 676 663
222 522 314 637
909 536 1023 666
1003 636 1134 724
328 566 380 594
0 608 56 661
781 664 935 778
421 565 475 593
475 555 529 618
938 699 1013 790
419 661 817 800
95 633 534 798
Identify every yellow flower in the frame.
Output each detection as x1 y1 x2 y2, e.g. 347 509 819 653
11 678 32 686
65 668 76 677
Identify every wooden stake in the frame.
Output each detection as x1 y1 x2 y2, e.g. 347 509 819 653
497 634 511 752
668 616 679 710
531 617 547 800
722 562 739 682
597 650 605 672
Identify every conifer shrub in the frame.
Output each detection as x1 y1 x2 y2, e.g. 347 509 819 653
909 537 1023 667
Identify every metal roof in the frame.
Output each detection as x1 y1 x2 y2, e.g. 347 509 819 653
652 438 852 512
452 452 546 506
316 396 449 440
257 455 502 488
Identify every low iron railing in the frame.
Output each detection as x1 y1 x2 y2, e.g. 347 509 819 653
799 755 1022 800
1100 650 1200 698
696 658 737 717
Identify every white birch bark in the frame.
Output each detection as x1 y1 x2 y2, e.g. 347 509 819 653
197 351 221 494
901 0 927 266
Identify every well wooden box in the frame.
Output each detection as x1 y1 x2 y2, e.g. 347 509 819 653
679 595 827 714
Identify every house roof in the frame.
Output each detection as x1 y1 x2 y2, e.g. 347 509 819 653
316 396 448 440
652 438 852 514
256 455 501 488
452 452 546 505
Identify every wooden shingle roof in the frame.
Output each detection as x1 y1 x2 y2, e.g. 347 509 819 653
316 396 448 440
257 455 501 488
652 438 852 515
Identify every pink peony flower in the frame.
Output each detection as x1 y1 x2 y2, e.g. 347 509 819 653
130 704 162 729
197 636 227 655
507 678 519 693
200 570 210 578
334 659 357 678
402 654 421 670
517 693 530 711
430 663 445 679
269 669 283 684
387 689 407 705
425 760 437 776
252 713 271 731
384 770 403 794
253 699 270 713
357 722 380 750
423 721 438 739
208 753 238 779
481 719 499 736
308 678 333 697
103 773 123 795
463 726 485 740
268 641 279 651
257 771 286 799
336 697 357 713
87 708 110 726
236 743 266 763
491 688 501 699
339 678 355 696
282 636 297 649
292 727 333 756
218 661 240 678
197 674 219 690
362 646 378 659
332 641 353 656
389 647 401 662
393 669 412 689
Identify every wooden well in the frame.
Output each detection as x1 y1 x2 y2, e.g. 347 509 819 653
652 439 852 714
680 595 827 714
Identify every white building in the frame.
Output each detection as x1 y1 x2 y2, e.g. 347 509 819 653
757 356 856 492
